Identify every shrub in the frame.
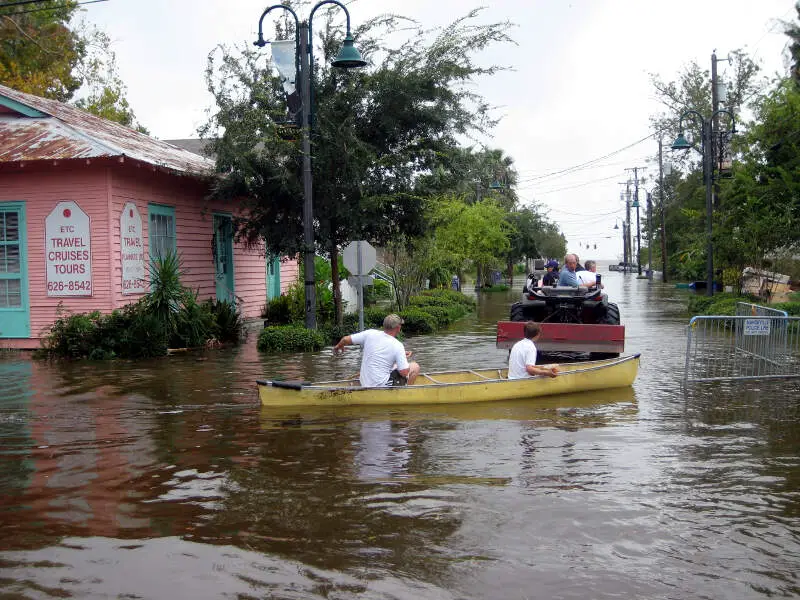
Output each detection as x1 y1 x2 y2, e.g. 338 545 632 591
479 284 509 292
363 279 391 305
771 302 800 316
409 295 452 308
418 305 452 328
146 250 186 335
398 307 436 334
173 292 215 348
42 312 98 359
258 325 326 352
418 288 476 308
262 294 294 325
206 299 245 343
706 298 739 316
39 302 169 360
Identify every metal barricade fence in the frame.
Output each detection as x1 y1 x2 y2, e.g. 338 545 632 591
735 302 789 366
685 310 800 383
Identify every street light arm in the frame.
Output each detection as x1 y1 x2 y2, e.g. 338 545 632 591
675 110 707 154
677 109 706 134
254 4 300 47
711 108 736 133
308 0 356 77
309 0 353 34
306 0 357 130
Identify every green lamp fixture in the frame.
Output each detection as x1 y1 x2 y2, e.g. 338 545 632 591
332 33 367 68
632 198 640 208
671 132 692 150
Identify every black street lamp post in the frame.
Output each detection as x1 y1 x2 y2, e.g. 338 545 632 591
671 108 735 297
255 1 366 329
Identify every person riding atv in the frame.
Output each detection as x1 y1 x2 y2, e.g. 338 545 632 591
513 258 620 326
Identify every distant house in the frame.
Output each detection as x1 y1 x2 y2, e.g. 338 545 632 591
0 84 297 349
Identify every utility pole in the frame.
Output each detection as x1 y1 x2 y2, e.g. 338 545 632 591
298 22 317 329
625 166 646 273
646 191 653 280
626 185 632 268
658 138 668 283
711 51 728 210
618 184 631 268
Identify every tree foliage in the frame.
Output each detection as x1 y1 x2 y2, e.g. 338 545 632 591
0 1 146 130
647 47 768 281
201 6 515 322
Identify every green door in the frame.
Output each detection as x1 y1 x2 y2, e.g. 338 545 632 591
267 256 281 300
213 214 235 302
0 203 30 338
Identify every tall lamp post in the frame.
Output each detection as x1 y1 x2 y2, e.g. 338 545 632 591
671 108 735 297
254 1 366 329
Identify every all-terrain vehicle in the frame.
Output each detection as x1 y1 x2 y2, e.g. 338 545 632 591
511 273 620 325
496 273 624 358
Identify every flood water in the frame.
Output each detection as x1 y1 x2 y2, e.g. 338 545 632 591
1 266 799 599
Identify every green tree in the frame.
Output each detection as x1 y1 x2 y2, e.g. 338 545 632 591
201 7 514 324
420 146 519 209
648 49 763 280
434 197 512 286
0 0 83 100
505 207 545 282
0 2 146 130
720 79 800 274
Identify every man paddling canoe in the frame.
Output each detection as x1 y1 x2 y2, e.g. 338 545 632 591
333 314 421 387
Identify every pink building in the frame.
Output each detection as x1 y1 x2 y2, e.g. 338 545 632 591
0 84 298 349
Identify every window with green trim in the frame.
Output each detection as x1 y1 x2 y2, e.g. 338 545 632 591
148 204 176 260
0 211 22 308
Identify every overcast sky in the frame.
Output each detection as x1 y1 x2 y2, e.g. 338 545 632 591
83 0 796 261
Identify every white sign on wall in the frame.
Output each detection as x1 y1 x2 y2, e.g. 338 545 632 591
120 202 146 294
45 201 92 296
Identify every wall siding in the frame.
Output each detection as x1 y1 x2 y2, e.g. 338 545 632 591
0 163 299 345
0 166 113 338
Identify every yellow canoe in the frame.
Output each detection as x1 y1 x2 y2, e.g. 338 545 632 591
257 353 640 408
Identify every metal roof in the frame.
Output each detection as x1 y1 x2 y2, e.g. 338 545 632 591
0 84 215 177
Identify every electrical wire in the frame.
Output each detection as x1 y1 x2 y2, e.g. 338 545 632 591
0 0 106 14
512 133 656 183
528 172 622 196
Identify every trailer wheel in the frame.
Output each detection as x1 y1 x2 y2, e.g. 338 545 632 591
510 302 527 322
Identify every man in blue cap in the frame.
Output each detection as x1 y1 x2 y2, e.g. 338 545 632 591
542 259 559 286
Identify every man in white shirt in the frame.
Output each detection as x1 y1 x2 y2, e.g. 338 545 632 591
507 322 559 380
333 314 420 387
577 259 597 286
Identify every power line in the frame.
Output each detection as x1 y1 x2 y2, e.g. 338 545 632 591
0 0 56 8
531 172 621 196
514 133 655 183
0 0 106 14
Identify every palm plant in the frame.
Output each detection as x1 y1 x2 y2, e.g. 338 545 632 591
146 250 186 337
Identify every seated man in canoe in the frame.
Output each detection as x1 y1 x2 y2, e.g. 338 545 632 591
333 314 420 387
508 322 559 380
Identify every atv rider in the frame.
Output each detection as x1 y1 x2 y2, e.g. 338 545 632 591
542 260 559 286
557 254 581 287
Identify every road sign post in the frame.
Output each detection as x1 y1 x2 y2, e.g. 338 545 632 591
343 241 376 331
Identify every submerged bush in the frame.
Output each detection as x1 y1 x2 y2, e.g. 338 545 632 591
38 252 245 360
258 325 325 352
39 302 169 360
397 307 436 334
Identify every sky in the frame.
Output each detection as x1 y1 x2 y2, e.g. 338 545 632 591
80 0 797 261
